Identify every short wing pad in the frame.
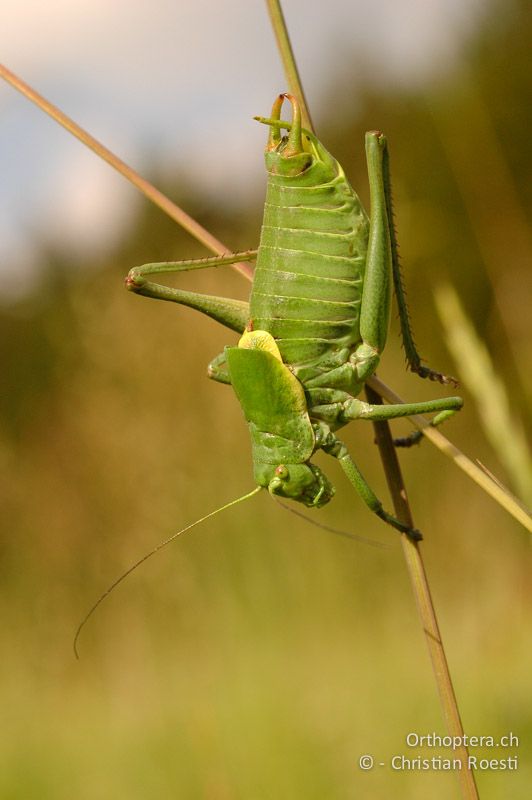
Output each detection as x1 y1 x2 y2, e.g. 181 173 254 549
226 347 314 463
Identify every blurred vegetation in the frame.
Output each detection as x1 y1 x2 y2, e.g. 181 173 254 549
1 1 531 797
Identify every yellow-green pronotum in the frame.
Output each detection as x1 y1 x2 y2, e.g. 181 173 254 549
127 94 462 539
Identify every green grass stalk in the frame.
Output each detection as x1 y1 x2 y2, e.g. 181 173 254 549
435 283 532 508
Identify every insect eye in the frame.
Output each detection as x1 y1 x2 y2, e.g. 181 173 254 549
275 465 289 480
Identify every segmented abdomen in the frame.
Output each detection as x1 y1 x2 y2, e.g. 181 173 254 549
249 166 369 367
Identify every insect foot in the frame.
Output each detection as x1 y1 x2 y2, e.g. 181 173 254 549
405 526 423 542
374 504 423 541
125 268 145 292
393 431 424 448
413 364 459 388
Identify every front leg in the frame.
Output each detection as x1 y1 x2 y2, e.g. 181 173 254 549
317 429 422 540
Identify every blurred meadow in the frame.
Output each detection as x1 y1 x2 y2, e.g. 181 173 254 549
1 1 531 798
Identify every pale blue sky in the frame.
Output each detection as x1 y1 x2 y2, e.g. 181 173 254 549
0 0 494 299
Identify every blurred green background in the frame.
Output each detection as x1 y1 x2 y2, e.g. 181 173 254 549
1 2 531 798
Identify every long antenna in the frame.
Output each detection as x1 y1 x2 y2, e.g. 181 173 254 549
73 486 261 658
274 500 387 548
